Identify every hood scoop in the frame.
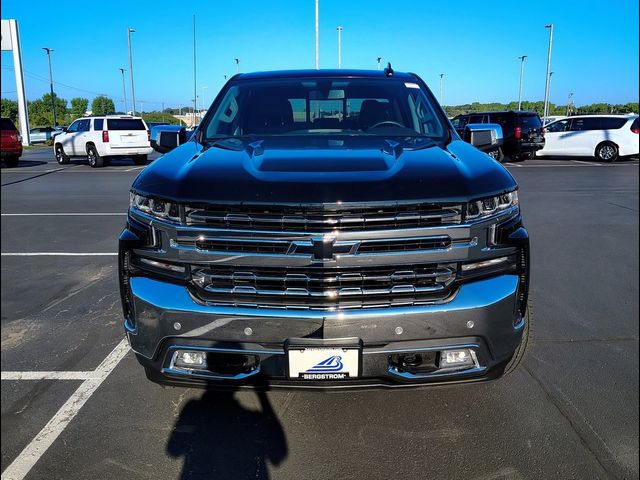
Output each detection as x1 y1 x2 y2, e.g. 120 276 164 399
256 147 397 173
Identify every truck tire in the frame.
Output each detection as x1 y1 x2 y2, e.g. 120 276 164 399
55 144 70 165
4 156 19 168
133 155 148 166
595 142 618 163
87 145 104 168
503 300 533 376
488 147 504 162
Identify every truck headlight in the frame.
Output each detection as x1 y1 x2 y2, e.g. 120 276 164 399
130 192 181 222
466 190 518 221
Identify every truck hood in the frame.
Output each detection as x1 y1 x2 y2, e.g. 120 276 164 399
133 137 517 204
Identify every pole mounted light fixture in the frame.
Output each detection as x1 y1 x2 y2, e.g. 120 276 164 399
119 67 127 113
336 26 342 69
542 24 554 124
127 28 136 116
517 55 527 110
42 47 57 127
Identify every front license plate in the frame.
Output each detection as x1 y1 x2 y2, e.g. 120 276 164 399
288 347 359 380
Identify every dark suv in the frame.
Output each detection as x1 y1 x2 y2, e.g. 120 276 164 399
452 111 545 161
119 69 530 389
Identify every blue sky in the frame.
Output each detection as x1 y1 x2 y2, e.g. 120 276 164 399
2 0 638 110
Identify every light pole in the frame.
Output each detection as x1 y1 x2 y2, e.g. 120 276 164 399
201 86 208 113
542 24 554 124
235 58 240 74
547 71 554 118
192 15 197 122
127 28 136 116
517 55 527 110
336 26 342 69
376 57 382 70
42 48 57 127
119 68 127 113
315 0 319 69
566 92 574 116
439 73 444 105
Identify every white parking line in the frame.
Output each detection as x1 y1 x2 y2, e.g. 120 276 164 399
1 371 97 381
124 166 146 172
571 160 603 166
1 213 125 217
1 253 117 256
1 339 130 480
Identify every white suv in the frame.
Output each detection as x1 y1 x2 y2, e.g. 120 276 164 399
538 114 639 162
53 116 153 167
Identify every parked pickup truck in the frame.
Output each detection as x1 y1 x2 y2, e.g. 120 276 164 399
119 68 531 389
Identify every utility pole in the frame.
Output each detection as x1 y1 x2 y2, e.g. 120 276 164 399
517 55 527 110
566 92 574 116
193 15 197 124
42 48 57 127
201 86 208 113
337 26 342 68
127 28 136 116
542 24 554 124
439 73 444 105
547 71 554 117
119 68 127 113
235 58 240 74
376 57 382 70
161 101 165 122
315 0 319 69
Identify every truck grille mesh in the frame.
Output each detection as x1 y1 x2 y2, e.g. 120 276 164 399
184 203 463 232
190 263 457 309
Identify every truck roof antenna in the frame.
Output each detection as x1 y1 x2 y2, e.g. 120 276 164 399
384 62 394 77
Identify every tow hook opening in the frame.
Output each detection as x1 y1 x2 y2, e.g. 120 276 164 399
389 352 438 374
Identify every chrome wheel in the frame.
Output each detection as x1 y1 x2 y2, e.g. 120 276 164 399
600 145 615 160
596 143 618 163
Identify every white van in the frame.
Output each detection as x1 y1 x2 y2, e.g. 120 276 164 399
538 115 639 162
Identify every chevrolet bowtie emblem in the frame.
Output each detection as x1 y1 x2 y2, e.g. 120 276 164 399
289 237 358 260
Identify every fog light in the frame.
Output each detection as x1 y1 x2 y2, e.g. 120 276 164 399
174 350 207 369
439 349 476 369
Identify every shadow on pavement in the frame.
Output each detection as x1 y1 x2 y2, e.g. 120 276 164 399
1 160 48 169
167 390 287 480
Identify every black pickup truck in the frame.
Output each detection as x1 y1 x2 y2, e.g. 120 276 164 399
119 68 531 389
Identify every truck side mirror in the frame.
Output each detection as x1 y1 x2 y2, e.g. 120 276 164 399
150 125 187 153
463 123 503 152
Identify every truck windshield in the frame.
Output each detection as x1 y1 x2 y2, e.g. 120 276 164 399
203 77 446 141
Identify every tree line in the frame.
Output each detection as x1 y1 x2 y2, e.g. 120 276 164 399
1 95 183 128
444 101 639 118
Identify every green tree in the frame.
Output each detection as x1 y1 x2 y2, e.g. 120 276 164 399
27 93 68 126
70 97 89 119
91 96 116 115
141 112 182 125
1 98 19 124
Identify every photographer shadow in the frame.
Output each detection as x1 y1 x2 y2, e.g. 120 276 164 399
167 389 287 480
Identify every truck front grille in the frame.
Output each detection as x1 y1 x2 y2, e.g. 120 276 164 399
190 263 457 310
184 202 463 232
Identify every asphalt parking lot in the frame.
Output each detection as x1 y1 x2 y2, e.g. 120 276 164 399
1 147 638 480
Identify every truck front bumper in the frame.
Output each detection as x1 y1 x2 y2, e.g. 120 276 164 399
124 273 526 389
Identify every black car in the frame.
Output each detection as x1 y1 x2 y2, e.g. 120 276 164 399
120 68 530 390
452 111 545 161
